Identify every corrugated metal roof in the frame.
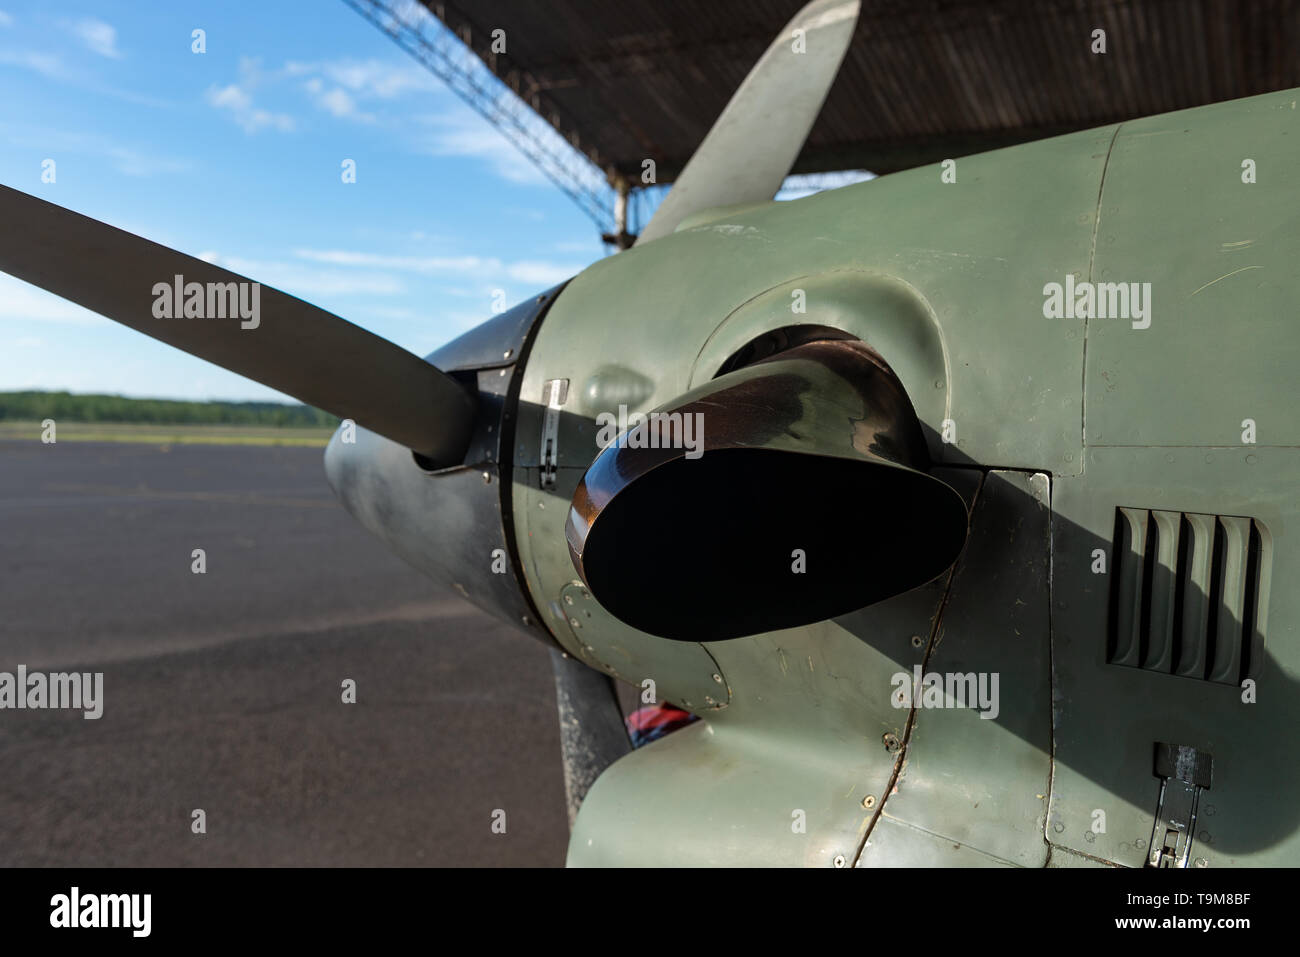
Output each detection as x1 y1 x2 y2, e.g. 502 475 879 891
426 0 1300 181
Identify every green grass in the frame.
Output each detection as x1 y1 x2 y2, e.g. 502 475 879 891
0 421 334 447
0 390 339 446
0 390 339 428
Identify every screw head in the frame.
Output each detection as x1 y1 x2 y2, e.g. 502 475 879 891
862 795 876 809
833 855 847 868
882 733 901 753
712 673 723 683
910 634 924 648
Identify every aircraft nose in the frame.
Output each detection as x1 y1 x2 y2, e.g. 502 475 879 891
321 283 571 646
324 420 546 642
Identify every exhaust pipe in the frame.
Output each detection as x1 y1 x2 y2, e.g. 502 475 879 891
565 339 969 641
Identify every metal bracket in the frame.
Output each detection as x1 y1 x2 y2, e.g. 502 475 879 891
1146 742 1213 868
540 378 568 489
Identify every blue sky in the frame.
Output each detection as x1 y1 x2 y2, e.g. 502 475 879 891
0 0 611 401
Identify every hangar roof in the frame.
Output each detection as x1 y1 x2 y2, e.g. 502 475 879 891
426 0 1300 181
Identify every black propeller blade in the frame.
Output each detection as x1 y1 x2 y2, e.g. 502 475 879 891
0 185 476 465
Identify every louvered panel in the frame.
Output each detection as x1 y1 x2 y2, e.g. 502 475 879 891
1144 510 1182 673
1175 513 1215 678
1107 508 1270 686
1209 517 1252 683
1111 507 1147 667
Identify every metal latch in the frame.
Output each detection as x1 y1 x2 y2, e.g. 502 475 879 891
540 378 568 490
1146 742 1213 868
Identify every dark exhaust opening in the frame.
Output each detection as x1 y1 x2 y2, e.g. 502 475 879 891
575 446 968 641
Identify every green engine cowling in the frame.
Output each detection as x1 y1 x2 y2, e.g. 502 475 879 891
506 89 1300 867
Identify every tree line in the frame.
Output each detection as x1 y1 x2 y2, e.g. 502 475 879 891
0 391 340 428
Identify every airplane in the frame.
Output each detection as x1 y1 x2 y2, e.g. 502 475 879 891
1 0 1296 867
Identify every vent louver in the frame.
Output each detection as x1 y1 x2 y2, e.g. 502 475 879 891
1107 508 1270 685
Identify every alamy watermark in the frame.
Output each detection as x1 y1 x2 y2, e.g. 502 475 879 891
890 665 1000 720
152 274 260 329
1042 274 1151 329
50 887 150 937
0 666 103 719
595 405 704 459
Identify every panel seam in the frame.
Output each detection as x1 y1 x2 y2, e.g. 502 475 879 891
1081 124 1123 473
852 471 986 867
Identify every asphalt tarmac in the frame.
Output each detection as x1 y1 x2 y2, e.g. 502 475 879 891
0 440 569 866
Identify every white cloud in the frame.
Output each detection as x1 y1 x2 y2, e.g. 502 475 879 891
0 121 189 177
0 275 108 326
64 18 121 59
293 248 580 286
0 48 169 106
295 249 488 271
206 57 295 134
199 253 404 299
0 11 13 27
286 58 433 123
506 261 581 285
0 49 66 79
317 86 372 121
206 83 294 133
285 57 437 99
208 83 250 111
416 113 548 185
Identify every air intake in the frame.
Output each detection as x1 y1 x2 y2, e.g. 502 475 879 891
1107 507 1271 685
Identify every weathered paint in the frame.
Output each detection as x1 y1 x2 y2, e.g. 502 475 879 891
518 90 1300 866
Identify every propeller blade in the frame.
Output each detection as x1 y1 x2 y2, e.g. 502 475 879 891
635 0 860 245
0 185 476 464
